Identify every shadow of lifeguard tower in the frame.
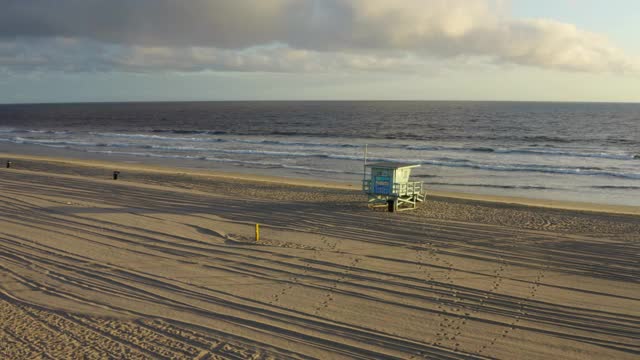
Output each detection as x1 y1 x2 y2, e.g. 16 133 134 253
362 162 425 212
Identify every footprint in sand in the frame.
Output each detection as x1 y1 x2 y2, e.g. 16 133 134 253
313 255 361 316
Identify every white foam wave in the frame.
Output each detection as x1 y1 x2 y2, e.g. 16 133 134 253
4 132 639 180
86 150 352 174
90 131 638 161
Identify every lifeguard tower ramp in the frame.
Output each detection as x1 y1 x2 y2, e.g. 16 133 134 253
362 162 425 212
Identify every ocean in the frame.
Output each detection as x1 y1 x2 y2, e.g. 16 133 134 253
0 101 639 206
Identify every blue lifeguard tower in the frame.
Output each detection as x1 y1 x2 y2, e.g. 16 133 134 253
362 162 425 212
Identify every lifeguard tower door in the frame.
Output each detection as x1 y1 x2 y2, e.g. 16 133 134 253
371 167 393 195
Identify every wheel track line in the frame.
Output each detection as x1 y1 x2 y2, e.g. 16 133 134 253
476 265 549 356
0 229 460 320
430 249 462 349
94 317 200 358
1 326 57 359
138 319 223 354
63 314 176 359
1 209 378 287
409 239 469 360
0 301 59 360
0 327 37 359
313 254 361 317
143 318 315 360
270 235 336 306
2 253 467 360
111 262 476 359
0 241 173 305
2 222 636 344
2 212 516 316
7 274 309 360
0 176 552 255
0 263 142 319
468 236 530 357
11 300 125 359
454 253 510 354
8 176 636 286
1 264 195 360
6 224 636 344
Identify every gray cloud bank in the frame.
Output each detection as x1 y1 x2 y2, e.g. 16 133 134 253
1 0 637 73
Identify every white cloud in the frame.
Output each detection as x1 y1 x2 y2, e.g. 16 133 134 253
0 0 637 74
1 38 438 74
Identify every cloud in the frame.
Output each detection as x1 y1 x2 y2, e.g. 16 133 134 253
0 0 637 74
0 38 435 74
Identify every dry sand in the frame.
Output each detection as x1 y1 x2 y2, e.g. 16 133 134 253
0 154 639 359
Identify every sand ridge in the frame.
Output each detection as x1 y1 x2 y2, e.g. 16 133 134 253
0 157 638 359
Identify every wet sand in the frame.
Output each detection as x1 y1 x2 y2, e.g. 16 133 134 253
0 154 639 359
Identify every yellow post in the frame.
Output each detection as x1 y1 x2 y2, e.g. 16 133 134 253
255 223 260 242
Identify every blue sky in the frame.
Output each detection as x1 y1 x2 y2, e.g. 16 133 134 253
512 0 640 50
1 0 639 103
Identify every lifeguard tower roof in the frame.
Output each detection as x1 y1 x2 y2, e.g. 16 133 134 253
365 162 420 169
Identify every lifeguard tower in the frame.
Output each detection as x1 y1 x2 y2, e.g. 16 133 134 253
362 162 425 212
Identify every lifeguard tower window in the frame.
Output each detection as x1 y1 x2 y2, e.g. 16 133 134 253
363 162 426 212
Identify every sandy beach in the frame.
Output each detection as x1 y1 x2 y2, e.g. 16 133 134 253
0 153 639 359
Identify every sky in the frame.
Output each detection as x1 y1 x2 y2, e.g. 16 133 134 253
1 0 639 103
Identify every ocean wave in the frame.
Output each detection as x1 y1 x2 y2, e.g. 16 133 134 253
247 139 360 148
90 132 226 143
0 128 71 135
415 160 640 180
86 145 640 180
405 145 637 160
1 126 638 148
589 185 640 190
6 135 640 179
280 164 353 174
149 130 582 144
91 131 364 148
360 155 640 179
61 131 639 161
151 129 228 135
426 182 552 190
11 137 95 147
135 144 323 158
493 148 637 160
86 149 355 174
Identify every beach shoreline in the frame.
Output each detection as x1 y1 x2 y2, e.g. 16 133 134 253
2 151 639 216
